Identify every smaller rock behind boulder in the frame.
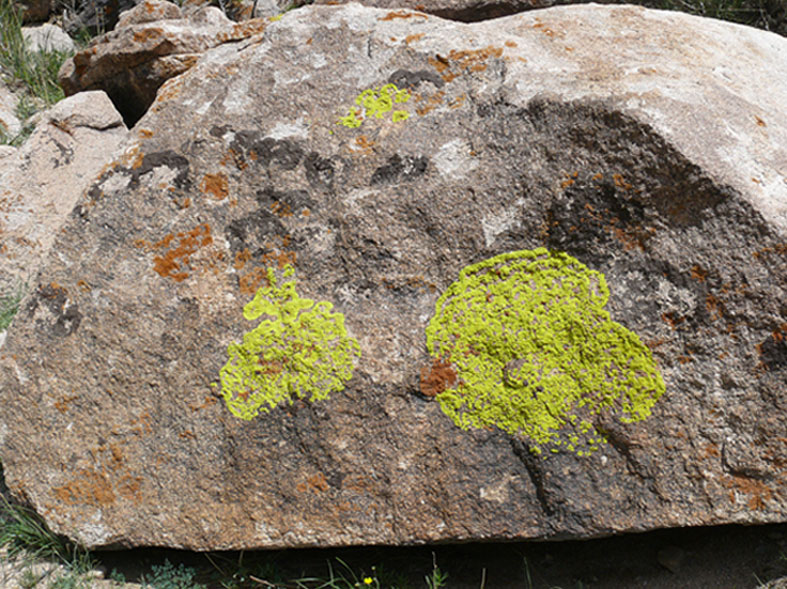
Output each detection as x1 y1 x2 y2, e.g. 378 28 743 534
58 0 267 127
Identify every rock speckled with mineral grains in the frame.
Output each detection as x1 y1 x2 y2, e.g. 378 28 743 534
0 3 785 549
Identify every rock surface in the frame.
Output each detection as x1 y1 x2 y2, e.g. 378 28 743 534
22 23 76 53
0 81 22 140
1 3 786 550
58 0 267 127
0 91 127 296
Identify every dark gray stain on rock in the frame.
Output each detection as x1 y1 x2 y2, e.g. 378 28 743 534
546 174 652 266
133 150 191 188
256 186 315 216
225 210 287 256
759 328 787 371
26 283 82 336
371 154 428 185
387 69 445 90
229 132 304 171
304 152 335 190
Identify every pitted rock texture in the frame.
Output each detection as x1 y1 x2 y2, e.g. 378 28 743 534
1 3 785 550
0 91 127 298
58 0 267 127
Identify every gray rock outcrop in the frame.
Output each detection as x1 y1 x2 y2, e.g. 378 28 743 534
1 3 785 550
0 91 127 296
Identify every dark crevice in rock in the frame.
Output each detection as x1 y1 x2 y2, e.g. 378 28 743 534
509 438 555 518
430 3 534 23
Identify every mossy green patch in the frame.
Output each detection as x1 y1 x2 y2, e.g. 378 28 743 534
220 265 361 420
425 248 665 456
338 83 411 129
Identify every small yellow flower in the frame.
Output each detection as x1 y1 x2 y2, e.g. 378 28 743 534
363 578 374 585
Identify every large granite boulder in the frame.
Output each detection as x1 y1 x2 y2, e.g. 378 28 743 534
0 91 127 297
58 0 267 127
1 3 785 550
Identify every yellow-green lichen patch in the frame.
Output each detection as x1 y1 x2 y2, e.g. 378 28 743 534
220 265 361 420
425 248 665 456
337 84 411 129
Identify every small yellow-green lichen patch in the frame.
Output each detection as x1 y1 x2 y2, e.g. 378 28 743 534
425 248 665 456
220 265 361 420
337 83 411 129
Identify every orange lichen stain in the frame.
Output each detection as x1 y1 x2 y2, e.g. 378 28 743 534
54 394 79 413
261 248 295 269
532 21 564 39
445 94 465 109
560 171 579 189
612 173 632 190
565 46 574 52
155 77 183 103
179 430 197 440
116 475 142 502
752 177 761 184
592 172 604 181
77 280 91 292
190 395 219 411
351 134 375 154
306 37 312 45
428 46 503 83
137 224 213 282
642 337 666 351
221 148 248 170
229 19 267 38
138 128 154 138
297 473 330 494
420 357 457 397
54 470 115 506
724 475 773 510
201 172 229 200
130 411 153 436
271 201 293 217
505 40 517 48
753 243 787 259
233 248 252 270
690 264 707 282
662 312 685 329
405 33 425 44
380 10 427 20
755 116 767 127
239 266 271 296
705 293 724 321
132 27 162 43
701 443 720 459
428 54 450 74
415 91 445 116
